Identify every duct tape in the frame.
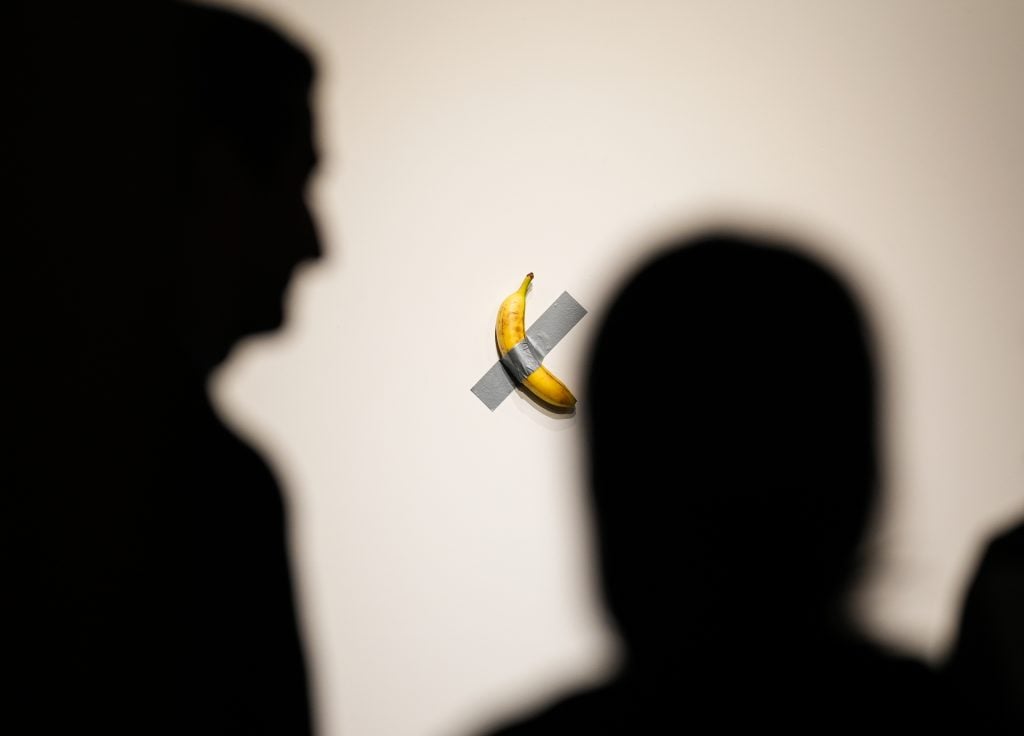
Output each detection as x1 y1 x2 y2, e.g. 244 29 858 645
499 339 543 383
471 291 587 411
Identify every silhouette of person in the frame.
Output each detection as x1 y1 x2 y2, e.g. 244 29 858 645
477 230 949 734
942 514 1024 734
17 2 320 733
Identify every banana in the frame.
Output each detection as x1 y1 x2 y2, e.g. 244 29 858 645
495 272 577 411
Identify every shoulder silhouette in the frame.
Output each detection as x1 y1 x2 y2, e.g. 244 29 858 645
943 515 1024 734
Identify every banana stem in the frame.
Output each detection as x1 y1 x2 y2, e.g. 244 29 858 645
520 272 534 294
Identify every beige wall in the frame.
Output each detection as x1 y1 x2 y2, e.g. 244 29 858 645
203 2 1023 734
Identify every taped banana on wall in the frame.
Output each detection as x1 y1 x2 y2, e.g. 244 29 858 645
494 273 577 412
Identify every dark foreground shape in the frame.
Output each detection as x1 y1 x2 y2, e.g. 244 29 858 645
477 230 954 734
16 2 321 733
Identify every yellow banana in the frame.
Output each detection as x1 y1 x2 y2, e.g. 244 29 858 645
495 273 577 411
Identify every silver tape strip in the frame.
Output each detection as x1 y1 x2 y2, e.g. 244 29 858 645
471 291 587 411
470 361 517 412
526 291 588 360
499 339 543 383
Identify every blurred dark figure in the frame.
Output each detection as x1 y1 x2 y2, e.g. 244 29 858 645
479 230 949 734
16 1 320 733
942 515 1024 734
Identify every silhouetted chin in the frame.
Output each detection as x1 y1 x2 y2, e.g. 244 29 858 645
246 299 286 337
196 301 286 376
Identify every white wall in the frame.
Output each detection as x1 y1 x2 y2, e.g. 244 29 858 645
203 2 1024 734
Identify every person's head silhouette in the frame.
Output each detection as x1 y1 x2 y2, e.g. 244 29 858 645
477 229 952 735
584 229 878 663
171 3 321 374
25 2 321 386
